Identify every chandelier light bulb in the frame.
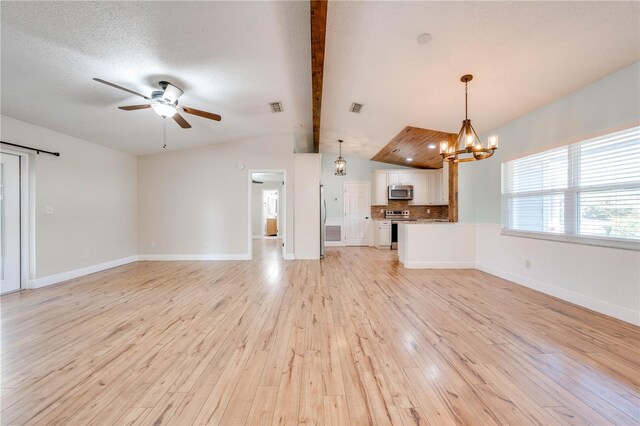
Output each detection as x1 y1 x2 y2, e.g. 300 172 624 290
488 135 499 149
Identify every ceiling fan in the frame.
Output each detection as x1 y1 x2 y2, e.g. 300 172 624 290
93 78 221 128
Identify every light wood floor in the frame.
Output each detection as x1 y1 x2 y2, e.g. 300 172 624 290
1 239 639 425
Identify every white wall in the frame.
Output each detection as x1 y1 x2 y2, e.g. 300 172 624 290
0 115 138 282
321 154 407 219
138 134 295 259
294 153 321 259
251 181 281 237
457 62 640 325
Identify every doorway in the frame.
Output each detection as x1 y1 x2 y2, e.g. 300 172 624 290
1 153 22 294
343 181 371 246
249 171 286 259
262 190 279 238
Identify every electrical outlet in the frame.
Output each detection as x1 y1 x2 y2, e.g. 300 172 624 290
525 260 531 269
45 205 54 215
380 209 384 213
427 209 431 214
84 251 90 259
150 241 157 248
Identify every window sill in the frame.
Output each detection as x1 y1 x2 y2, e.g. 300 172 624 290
500 229 640 251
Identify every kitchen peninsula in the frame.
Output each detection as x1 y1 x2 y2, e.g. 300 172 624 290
397 221 475 269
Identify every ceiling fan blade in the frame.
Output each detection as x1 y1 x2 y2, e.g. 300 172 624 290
173 113 192 129
162 84 183 103
118 104 151 111
181 106 222 122
93 78 150 99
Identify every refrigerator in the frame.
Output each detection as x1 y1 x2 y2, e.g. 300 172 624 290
320 183 326 258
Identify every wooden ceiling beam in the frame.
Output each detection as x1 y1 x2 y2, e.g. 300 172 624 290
310 0 328 153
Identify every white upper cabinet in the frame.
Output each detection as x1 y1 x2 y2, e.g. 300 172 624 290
372 170 388 205
398 171 414 185
388 170 413 186
411 171 429 205
388 171 399 186
372 167 449 206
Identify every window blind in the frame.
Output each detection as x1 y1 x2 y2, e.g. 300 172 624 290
502 126 640 249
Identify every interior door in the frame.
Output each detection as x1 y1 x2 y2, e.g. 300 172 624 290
1 153 21 294
344 182 371 246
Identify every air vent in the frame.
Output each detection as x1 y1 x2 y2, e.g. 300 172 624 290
350 102 363 113
269 102 283 113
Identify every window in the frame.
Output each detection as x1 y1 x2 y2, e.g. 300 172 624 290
502 126 640 250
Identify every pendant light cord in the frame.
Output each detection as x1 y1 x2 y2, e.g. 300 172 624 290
465 81 468 121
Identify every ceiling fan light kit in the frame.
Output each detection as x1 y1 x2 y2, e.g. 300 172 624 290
151 103 177 118
440 74 499 163
93 78 221 130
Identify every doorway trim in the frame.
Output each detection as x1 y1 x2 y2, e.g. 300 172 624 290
0 148 31 292
247 169 287 260
342 180 372 246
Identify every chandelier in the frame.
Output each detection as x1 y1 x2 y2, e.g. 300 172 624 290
335 139 346 176
440 74 498 162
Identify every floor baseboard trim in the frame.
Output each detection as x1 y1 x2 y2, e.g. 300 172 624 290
138 254 251 261
476 262 640 326
283 253 295 260
27 255 139 289
325 241 344 247
403 261 476 269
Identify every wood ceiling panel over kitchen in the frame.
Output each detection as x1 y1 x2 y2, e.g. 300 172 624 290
371 126 456 169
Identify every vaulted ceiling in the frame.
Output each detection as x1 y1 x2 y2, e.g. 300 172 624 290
1 1 638 158
320 1 640 159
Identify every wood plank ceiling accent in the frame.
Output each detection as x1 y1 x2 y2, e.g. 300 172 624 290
371 126 456 169
310 0 328 153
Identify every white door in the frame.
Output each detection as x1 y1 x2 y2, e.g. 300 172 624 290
344 182 371 246
1 153 21 294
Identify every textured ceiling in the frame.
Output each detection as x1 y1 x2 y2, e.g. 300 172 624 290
320 1 640 159
1 1 312 154
2 2 639 158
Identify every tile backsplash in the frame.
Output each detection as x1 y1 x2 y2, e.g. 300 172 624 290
370 200 448 220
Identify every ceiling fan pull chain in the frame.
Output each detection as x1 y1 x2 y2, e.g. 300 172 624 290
163 118 167 149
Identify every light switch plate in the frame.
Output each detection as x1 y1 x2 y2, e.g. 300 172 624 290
45 205 54 215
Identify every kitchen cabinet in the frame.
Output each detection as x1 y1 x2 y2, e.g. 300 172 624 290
389 170 413 185
411 171 429 205
374 220 391 248
372 170 388 205
372 168 449 206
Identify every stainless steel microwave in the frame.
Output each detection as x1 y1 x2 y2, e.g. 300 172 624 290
388 185 413 200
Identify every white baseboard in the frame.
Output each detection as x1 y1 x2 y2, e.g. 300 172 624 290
138 254 251 261
283 253 295 260
476 262 640 326
325 241 344 247
403 261 476 269
27 255 139 289
252 235 262 240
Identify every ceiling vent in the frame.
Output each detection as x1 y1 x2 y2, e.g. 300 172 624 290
350 102 363 113
269 102 283 113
